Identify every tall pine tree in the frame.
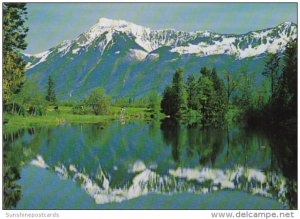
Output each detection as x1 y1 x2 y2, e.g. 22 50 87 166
172 68 188 117
46 75 56 103
3 3 28 104
272 38 297 123
186 74 198 110
161 69 187 118
262 52 280 97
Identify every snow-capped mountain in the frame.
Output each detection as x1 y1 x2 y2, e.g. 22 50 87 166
24 18 297 100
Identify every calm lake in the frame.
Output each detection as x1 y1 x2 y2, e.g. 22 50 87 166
3 119 297 209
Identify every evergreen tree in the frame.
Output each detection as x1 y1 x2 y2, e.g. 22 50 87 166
200 66 210 77
3 3 28 105
186 75 198 110
45 75 56 103
211 68 228 120
161 86 176 117
262 52 280 97
172 68 188 117
197 75 218 124
272 38 297 122
161 69 187 118
224 71 237 103
236 71 253 110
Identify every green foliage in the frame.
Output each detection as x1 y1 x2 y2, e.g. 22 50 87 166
161 69 187 118
73 87 111 115
147 91 161 119
186 75 198 110
72 100 90 115
172 68 188 117
58 100 77 107
271 38 297 124
234 71 254 110
197 75 218 124
161 86 177 117
87 87 111 115
3 164 21 209
4 80 47 116
239 39 297 128
262 52 280 96
161 67 228 125
45 75 56 103
3 3 28 104
194 67 228 125
211 67 228 121
224 71 238 102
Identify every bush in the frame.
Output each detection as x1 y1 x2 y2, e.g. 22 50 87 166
86 87 111 115
72 87 111 115
59 100 77 107
72 101 89 115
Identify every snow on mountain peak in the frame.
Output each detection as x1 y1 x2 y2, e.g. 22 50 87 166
27 18 297 62
97 17 134 28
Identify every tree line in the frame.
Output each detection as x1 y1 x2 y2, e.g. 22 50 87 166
3 2 297 129
161 67 227 126
160 37 297 129
242 39 297 128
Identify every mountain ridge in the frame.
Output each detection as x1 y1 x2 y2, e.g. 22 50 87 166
23 18 297 100
26 18 297 63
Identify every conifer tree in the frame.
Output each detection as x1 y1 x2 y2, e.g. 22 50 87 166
262 52 280 97
3 3 28 104
45 75 56 103
172 68 188 117
186 75 198 110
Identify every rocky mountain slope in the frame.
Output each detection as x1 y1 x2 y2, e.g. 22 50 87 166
23 18 297 100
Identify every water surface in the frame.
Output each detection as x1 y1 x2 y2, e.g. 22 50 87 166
3 119 297 209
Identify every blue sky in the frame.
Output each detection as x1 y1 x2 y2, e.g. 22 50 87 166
25 2 297 54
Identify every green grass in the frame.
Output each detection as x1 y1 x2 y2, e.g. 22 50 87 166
4 106 149 132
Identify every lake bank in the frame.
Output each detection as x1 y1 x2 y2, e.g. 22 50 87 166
3 106 149 132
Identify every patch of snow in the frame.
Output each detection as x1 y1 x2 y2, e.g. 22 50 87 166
58 40 72 56
72 48 80 54
28 50 52 69
69 164 77 172
128 49 148 61
22 53 32 57
32 50 50 59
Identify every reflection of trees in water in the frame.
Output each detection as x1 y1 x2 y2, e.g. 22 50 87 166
265 127 297 209
161 119 225 167
160 118 297 209
3 129 24 209
160 119 181 165
3 128 42 209
3 157 22 209
3 121 297 209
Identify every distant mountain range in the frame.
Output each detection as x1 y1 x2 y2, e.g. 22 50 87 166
23 18 297 100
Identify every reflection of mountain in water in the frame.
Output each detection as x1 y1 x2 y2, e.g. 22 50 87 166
29 155 288 207
3 119 297 209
